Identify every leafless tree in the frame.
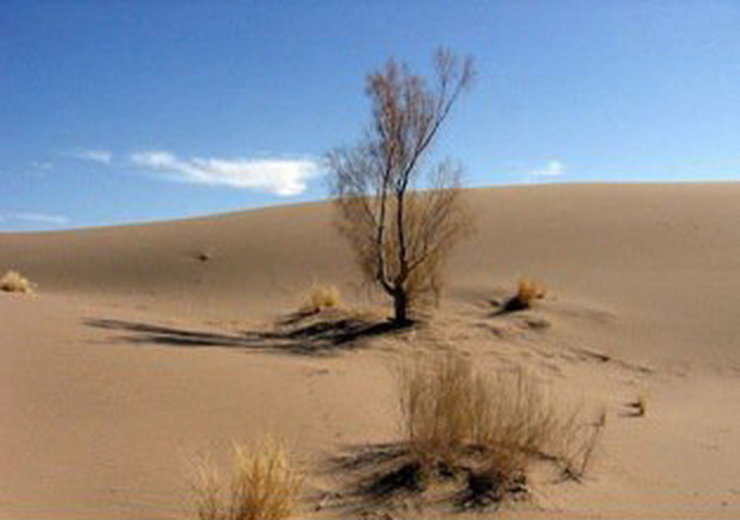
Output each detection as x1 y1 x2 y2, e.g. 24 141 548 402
328 50 475 325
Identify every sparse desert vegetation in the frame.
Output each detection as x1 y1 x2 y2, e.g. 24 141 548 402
3 184 739 519
300 284 342 314
5 1 740 518
502 278 546 312
0 269 35 293
192 439 303 520
626 395 647 417
329 49 475 325
394 352 603 504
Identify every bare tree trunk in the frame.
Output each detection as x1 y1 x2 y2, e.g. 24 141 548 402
392 288 410 326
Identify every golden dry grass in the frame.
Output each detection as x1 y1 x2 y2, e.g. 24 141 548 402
192 439 303 520
515 278 546 308
300 284 341 313
399 352 482 468
0 270 35 293
398 352 598 480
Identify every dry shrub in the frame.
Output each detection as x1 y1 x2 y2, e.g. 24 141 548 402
516 279 546 306
301 284 341 314
560 407 606 481
399 352 597 482
0 270 35 293
400 352 482 468
503 278 546 311
192 439 303 520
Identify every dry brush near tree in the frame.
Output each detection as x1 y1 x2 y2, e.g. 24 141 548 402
328 50 476 325
397 352 604 500
300 284 342 314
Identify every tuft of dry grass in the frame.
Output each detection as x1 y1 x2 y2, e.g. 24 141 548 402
301 284 342 314
0 270 35 293
561 408 606 481
502 278 546 312
192 439 303 520
515 278 546 306
400 352 483 468
398 352 596 485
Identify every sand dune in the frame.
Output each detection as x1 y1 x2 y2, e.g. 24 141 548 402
2 183 739 519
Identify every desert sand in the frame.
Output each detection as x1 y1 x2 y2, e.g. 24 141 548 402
1 183 739 519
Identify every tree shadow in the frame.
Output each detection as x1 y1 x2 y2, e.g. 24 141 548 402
84 310 411 356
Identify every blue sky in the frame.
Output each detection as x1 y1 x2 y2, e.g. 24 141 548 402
2 0 739 231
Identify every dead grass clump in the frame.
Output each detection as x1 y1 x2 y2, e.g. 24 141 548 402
192 439 303 520
301 284 341 314
397 352 600 504
401 354 570 465
560 407 606 481
0 270 35 293
503 278 546 312
626 395 646 417
400 352 482 469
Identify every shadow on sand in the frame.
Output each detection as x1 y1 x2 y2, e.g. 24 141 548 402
84 309 410 356
312 443 419 517
489 295 531 317
316 441 527 516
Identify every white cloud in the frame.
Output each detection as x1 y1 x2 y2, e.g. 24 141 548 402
74 149 113 164
130 151 318 196
25 161 53 178
4 212 69 226
31 161 53 171
523 159 566 183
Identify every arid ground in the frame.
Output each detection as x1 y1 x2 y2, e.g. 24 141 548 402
2 183 739 519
